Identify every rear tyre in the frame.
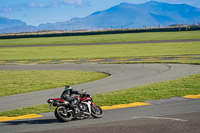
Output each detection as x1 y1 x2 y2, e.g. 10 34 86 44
54 106 73 122
91 104 103 118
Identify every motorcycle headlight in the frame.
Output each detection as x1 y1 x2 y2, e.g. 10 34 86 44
47 99 53 103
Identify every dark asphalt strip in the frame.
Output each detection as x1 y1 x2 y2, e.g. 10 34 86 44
1 99 200 133
1 39 200 47
25 112 200 133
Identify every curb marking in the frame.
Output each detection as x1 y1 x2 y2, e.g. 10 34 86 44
38 60 51 63
87 59 104 61
61 60 76 62
101 102 152 110
16 61 28 63
183 94 200 99
0 57 199 64
0 114 43 122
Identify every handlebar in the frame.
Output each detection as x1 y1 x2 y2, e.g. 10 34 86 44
80 93 91 98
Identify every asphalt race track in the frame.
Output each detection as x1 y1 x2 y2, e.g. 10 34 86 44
0 64 200 111
1 99 200 133
0 63 200 133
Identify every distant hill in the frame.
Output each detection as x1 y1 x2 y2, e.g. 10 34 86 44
0 17 37 34
0 17 26 29
1 1 200 33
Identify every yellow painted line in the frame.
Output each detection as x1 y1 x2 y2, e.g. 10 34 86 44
16 61 28 63
0 114 43 122
38 60 51 63
116 59 129 61
61 60 77 62
101 102 152 110
183 94 200 99
87 59 104 61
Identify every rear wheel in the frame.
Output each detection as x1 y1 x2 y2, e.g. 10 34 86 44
54 106 73 122
91 104 103 118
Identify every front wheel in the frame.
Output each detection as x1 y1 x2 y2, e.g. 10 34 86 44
91 104 103 118
54 106 73 122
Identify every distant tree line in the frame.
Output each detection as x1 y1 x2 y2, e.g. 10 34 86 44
0 25 200 39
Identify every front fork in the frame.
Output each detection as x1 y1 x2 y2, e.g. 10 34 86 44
49 103 53 110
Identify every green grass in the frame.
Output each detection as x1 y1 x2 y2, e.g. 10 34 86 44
0 70 108 97
104 59 200 65
0 31 200 46
93 73 200 106
0 73 199 117
0 41 200 61
0 104 53 117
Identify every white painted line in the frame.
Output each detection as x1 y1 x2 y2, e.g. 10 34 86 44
132 116 187 122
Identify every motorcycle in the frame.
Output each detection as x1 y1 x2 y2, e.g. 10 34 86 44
47 90 103 122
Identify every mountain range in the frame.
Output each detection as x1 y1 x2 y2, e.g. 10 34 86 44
0 1 200 34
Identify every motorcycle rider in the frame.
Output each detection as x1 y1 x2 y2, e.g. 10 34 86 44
61 85 82 108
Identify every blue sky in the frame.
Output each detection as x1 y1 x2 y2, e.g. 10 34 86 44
0 0 200 26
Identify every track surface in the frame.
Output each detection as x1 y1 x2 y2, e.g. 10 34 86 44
0 63 200 133
1 99 200 133
0 64 199 111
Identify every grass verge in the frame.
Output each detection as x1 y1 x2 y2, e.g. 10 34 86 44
0 42 200 61
0 31 200 46
93 73 200 106
0 104 52 117
0 73 199 117
0 70 108 97
102 59 200 65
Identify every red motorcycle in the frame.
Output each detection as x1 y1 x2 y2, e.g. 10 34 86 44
47 91 103 122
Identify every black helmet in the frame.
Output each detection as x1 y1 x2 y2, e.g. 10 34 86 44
65 85 73 90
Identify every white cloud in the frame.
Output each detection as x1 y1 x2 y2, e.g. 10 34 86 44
0 0 86 12
26 0 86 8
64 0 83 5
0 7 13 12
27 2 52 8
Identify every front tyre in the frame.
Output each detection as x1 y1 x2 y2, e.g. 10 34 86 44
54 106 73 122
91 104 103 118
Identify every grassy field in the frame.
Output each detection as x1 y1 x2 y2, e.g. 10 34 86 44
93 73 200 106
105 59 200 65
0 70 108 97
0 41 200 61
0 31 200 46
0 73 199 117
